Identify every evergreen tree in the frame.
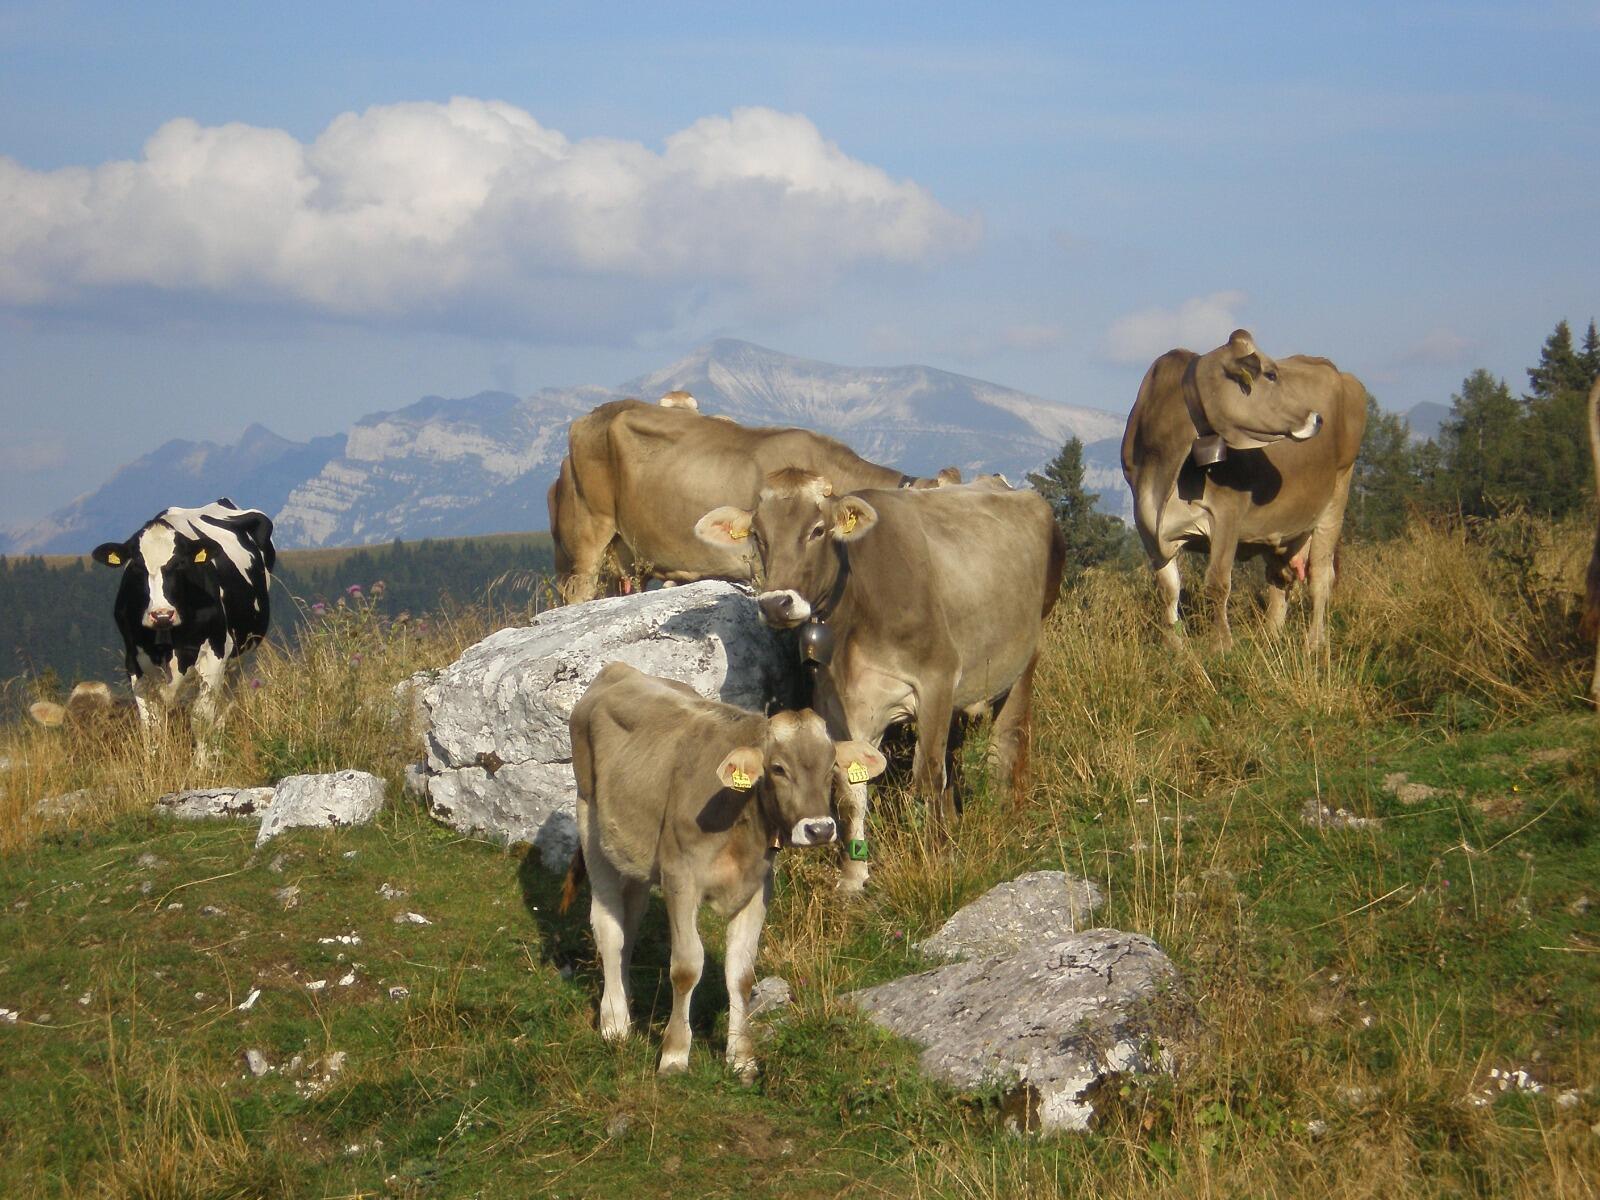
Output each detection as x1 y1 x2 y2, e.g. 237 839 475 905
1521 318 1594 516
1579 318 1600 382
1026 436 1129 589
1346 393 1415 540
1436 370 1527 517
1525 319 1590 400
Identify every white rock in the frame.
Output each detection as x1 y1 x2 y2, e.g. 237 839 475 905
916 871 1104 962
318 934 362 946
413 582 794 869
748 976 792 1018
237 988 261 1011
0 1008 18 1023
306 979 327 991
32 789 106 821
244 1049 272 1077
388 986 411 1001
158 787 276 821
337 971 357 987
255 770 387 848
394 911 433 926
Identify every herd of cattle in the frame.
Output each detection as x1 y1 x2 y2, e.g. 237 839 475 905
40 335 1600 1077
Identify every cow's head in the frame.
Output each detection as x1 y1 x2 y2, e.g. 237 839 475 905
92 521 220 631
694 469 878 629
715 709 886 846
1186 329 1324 450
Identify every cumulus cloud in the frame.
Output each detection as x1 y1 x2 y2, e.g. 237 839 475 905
0 100 975 334
1102 290 1248 365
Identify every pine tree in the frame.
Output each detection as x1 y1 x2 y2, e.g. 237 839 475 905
1346 393 1415 540
1522 318 1593 516
1437 370 1527 517
1580 318 1600 382
1026 436 1129 589
1526 319 1590 401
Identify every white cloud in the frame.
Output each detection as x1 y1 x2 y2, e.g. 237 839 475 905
1399 327 1472 365
1102 290 1247 365
0 99 975 334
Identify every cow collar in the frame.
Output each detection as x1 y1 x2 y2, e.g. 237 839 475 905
797 545 852 668
1183 387 1228 468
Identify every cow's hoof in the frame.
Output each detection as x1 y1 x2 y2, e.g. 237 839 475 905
657 1052 689 1075
599 1018 631 1043
727 1054 759 1083
835 873 868 897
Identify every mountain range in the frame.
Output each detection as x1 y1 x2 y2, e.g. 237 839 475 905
1 340 1128 554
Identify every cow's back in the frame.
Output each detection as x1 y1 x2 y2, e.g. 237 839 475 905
845 486 1058 705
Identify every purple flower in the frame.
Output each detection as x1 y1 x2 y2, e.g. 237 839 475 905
250 678 263 689
350 653 363 666
346 584 363 596
311 601 326 615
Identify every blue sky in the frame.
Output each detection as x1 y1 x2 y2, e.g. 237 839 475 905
2 1 1596 527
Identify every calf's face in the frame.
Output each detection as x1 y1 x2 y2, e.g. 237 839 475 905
715 710 885 846
695 473 879 630
93 523 220 631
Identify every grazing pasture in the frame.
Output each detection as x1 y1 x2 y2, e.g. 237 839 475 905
0 515 1596 1198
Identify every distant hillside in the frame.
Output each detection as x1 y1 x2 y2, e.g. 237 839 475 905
3 340 1128 554
0 532 554 694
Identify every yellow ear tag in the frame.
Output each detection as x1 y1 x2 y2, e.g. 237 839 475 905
193 548 208 563
841 511 858 535
729 768 753 790
729 524 748 540
106 552 121 565
846 761 870 784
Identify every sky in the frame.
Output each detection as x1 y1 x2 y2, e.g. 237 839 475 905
1 1 1596 528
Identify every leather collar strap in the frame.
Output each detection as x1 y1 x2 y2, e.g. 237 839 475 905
1183 380 1227 467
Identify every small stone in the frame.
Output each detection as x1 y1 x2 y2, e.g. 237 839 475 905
139 881 153 896
748 976 792 1018
136 852 163 869
1306 1119 1328 1138
76 991 92 1006
394 911 432 925
378 882 408 900
237 988 261 1011
0 1008 18 1023
388 986 410 1001
1557 1089 1582 1109
342 850 358 860
605 1112 633 1140
267 854 288 874
1301 799 1381 830
305 979 327 991
165 902 184 912
274 886 300 911
337 971 356 987
317 934 362 946
244 1049 272 1077
200 905 223 917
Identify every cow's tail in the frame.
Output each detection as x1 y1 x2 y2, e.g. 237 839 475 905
1042 520 1068 619
558 846 587 915
1582 376 1600 643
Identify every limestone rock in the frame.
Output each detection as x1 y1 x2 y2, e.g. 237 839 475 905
255 770 387 848
916 870 1103 962
849 929 1184 1133
415 582 793 869
32 788 107 821
159 787 276 821
749 976 793 1018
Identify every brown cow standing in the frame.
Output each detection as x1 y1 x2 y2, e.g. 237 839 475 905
564 662 885 1077
1583 375 1600 707
696 474 1063 891
1122 329 1367 648
548 397 957 602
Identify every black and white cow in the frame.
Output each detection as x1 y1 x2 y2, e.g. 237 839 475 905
91 499 276 751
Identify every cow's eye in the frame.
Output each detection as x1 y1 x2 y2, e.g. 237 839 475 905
807 525 825 541
770 763 786 778
1265 370 1278 382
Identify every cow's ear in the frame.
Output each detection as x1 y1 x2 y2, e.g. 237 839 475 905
834 741 887 784
92 541 132 568
832 497 878 542
715 746 765 792
936 467 962 486
694 506 754 548
28 701 66 728
214 497 239 510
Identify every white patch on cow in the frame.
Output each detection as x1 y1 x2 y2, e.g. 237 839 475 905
757 589 811 623
137 522 179 626
161 502 262 576
789 817 836 846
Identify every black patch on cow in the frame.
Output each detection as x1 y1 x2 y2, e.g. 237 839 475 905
1178 448 1283 506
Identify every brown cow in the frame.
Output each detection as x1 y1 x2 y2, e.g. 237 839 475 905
696 473 1063 890
1584 375 1600 707
1121 329 1366 648
548 398 958 602
564 662 885 1077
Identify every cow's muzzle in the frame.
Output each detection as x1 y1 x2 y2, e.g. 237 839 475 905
789 817 837 847
757 589 812 629
144 608 179 629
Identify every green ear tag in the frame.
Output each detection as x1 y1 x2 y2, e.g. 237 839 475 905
847 838 869 862
846 761 870 785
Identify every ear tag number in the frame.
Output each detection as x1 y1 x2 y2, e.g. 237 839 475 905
846 761 870 784
193 548 208 563
729 768 753 790
847 839 870 862
841 511 858 534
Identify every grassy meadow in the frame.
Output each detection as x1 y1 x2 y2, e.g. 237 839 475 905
0 515 1597 1198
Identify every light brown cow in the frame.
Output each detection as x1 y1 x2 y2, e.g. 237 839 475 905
562 662 885 1077
1121 329 1367 648
1583 375 1600 707
29 681 136 730
696 474 1064 890
548 398 959 602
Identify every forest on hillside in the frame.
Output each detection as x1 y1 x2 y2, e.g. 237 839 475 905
0 535 553 693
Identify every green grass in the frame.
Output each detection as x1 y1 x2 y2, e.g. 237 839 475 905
1 515 1599 1197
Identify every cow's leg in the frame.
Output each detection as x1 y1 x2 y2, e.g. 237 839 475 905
1154 558 1182 629
989 652 1038 807
911 682 959 831
586 851 633 1043
1203 530 1240 650
619 878 650 995
1305 520 1340 650
189 643 230 765
658 875 704 1074
722 871 771 1081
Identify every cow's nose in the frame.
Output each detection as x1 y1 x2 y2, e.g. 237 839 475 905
148 608 177 626
793 817 836 846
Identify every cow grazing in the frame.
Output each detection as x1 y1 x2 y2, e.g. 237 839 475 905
91 500 276 751
1584 375 1600 707
548 398 960 602
1121 329 1367 648
696 473 1064 890
564 662 885 1077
